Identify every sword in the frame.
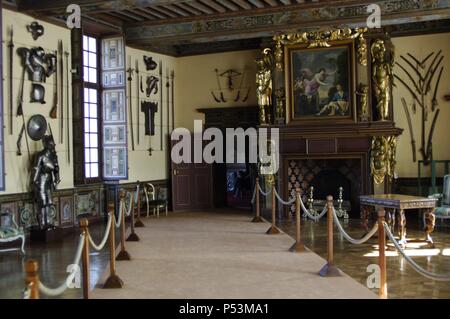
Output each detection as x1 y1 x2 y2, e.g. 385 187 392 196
127 56 135 151
171 70 175 132
59 40 64 144
166 68 170 140
135 59 140 145
65 50 70 163
159 61 163 151
49 49 58 119
8 25 14 135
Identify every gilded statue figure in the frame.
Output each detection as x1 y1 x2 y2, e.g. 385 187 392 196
371 39 393 121
256 48 273 125
356 83 369 120
386 136 397 181
370 136 388 185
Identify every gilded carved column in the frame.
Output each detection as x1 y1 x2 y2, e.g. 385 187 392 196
370 135 397 185
371 38 394 121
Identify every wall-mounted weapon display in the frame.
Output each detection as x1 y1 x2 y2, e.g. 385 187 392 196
49 50 58 118
141 101 157 136
143 55 157 70
135 59 140 145
141 100 157 156
8 25 14 135
166 69 170 139
159 61 163 151
394 50 445 164
211 68 250 103
17 46 57 106
65 51 70 163
16 64 30 159
171 70 175 132
127 56 135 151
59 40 64 144
146 76 159 97
27 114 48 141
27 21 44 40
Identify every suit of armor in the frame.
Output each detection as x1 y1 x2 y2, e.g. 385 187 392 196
31 136 60 229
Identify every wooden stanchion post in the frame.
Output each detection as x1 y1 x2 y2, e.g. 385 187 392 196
319 196 342 277
116 191 131 260
127 187 140 241
289 188 305 252
252 177 263 223
134 181 145 227
103 203 124 289
266 183 280 234
25 260 40 299
378 209 387 299
80 218 90 299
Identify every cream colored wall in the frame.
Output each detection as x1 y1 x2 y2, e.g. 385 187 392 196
121 47 177 184
392 33 450 178
176 50 258 131
0 9 177 194
1 9 73 194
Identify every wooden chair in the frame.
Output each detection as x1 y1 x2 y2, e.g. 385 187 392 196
144 183 168 218
0 211 25 254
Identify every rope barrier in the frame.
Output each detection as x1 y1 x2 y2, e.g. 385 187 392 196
299 196 327 221
115 200 124 228
384 222 450 281
88 213 113 251
332 207 378 245
124 192 133 217
259 186 272 197
250 186 257 204
273 188 296 205
38 233 85 296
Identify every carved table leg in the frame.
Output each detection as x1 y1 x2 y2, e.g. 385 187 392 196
396 209 407 247
386 208 396 251
360 205 370 232
424 208 436 248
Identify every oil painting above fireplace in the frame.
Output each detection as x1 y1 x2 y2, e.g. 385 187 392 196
287 42 355 123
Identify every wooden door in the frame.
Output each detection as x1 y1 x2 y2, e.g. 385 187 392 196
171 138 213 211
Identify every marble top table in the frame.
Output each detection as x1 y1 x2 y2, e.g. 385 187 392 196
359 194 438 247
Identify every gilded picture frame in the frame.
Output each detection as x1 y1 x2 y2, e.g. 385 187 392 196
285 39 357 124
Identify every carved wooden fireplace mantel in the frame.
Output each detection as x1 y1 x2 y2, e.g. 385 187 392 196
274 122 403 218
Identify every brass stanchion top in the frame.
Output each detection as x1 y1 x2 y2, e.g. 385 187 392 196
25 260 38 273
119 189 126 200
326 195 333 205
80 218 89 228
378 209 386 218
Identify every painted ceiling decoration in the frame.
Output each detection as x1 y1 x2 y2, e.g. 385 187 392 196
5 0 450 56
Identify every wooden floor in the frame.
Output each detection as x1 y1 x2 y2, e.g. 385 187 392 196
278 215 450 299
0 209 449 299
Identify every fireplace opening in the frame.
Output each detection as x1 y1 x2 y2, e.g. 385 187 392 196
287 159 362 218
312 169 351 201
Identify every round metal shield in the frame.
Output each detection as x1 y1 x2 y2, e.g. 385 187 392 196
27 114 47 141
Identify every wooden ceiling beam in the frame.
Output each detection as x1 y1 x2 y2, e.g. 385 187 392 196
128 9 157 20
263 0 279 7
230 0 252 10
151 5 179 18
140 7 170 19
185 1 215 14
106 11 142 22
199 0 228 13
248 0 266 9
174 2 202 15
219 0 240 11
162 4 191 17
279 0 292 4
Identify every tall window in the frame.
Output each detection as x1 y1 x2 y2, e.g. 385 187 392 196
83 35 100 179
